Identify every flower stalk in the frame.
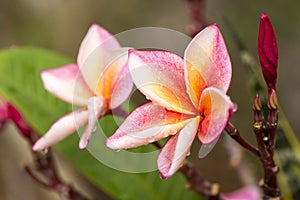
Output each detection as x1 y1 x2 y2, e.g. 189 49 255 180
184 0 208 37
253 93 281 199
0 98 89 200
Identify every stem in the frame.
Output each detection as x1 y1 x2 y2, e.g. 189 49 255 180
253 94 281 199
184 0 208 37
180 162 220 200
225 122 260 157
151 143 220 199
4 102 90 200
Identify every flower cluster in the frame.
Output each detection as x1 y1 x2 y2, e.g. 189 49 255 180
33 23 234 176
33 24 133 150
106 24 234 178
29 21 265 199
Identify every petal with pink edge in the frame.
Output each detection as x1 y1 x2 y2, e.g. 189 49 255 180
81 47 130 94
79 96 107 149
198 87 234 144
41 64 93 106
129 50 196 115
221 186 260 200
157 116 199 179
77 24 120 67
106 103 193 150
94 48 133 109
184 24 232 105
32 109 88 151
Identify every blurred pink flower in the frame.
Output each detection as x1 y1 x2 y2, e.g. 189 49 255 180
106 24 234 178
0 96 32 136
33 24 133 151
221 186 260 200
258 13 278 89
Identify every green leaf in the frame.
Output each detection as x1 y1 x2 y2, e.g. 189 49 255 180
0 47 201 200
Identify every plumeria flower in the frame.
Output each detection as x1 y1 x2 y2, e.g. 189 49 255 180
220 186 260 200
106 24 234 178
33 24 133 151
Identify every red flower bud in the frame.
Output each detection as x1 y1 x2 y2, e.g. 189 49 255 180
7 103 32 137
258 13 278 89
0 97 9 130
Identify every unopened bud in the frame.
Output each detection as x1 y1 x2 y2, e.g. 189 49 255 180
258 13 278 89
7 103 32 137
0 97 9 130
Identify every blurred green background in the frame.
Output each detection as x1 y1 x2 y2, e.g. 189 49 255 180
0 0 299 199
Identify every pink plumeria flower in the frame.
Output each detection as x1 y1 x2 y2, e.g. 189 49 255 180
221 186 260 200
106 24 234 178
33 24 133 151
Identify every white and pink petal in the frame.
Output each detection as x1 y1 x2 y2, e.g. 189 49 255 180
94 48 133 109
79 96 107 149
129 50 196 115
41 64 93 106
32 109 89 151
77 24 120 67
197 87 234 144
106 103 193 150
184 24 232 103
157 116 200 179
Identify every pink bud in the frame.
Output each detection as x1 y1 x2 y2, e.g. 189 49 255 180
258 13 278 89
7 103 32 137
0 97 9 130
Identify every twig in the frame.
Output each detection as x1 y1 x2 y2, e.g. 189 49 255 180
184 0 208 37
180 162 220 200
2 101 89 200
152 142 220 199
225 122 260 157
253 94 281 199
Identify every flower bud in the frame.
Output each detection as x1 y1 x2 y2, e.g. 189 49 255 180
7 103 32 137
258 13 278 89
0 97 9 130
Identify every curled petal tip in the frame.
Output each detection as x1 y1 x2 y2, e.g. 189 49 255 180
211 23 219 28
32 138 46 151
79 139 88 150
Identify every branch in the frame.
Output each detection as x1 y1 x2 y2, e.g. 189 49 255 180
184 0 208 37
152 143 220 199
253 94 281 199
180 162 220 200
225 122 260 157
2 101 89 200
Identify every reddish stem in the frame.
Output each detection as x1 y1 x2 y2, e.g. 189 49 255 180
184 0 208 37
0 100 89 200
225 122 260 157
